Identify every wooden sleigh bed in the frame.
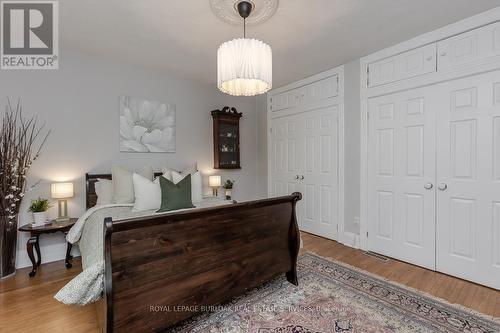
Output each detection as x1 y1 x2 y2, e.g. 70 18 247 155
85 174 302 332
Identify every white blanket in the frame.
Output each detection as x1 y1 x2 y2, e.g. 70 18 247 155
66 203 134 245
55 198 231 305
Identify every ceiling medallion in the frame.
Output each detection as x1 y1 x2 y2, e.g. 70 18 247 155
209 0 279 26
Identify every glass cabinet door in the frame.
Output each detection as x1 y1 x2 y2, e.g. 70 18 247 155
212 108 242 169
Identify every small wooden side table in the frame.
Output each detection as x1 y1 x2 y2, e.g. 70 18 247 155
18 218 77 277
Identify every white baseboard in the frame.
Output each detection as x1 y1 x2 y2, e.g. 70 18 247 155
16 245 81 269
341 231 360 249
15 232 80 269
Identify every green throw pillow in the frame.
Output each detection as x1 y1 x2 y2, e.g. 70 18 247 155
157 174 195 212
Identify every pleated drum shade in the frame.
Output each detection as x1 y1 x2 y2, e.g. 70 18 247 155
217 38 272 96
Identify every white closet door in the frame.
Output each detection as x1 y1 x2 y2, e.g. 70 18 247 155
270 106 339 240
300 106 339 240
437 21 500 71
270 115 305 226
368 44 437 87
368 87 436 269
436 70 500 290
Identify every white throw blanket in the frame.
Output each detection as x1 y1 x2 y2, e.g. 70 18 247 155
66 203 134 244
55 199 231 305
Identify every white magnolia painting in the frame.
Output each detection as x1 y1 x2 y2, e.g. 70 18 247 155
119 96 176 152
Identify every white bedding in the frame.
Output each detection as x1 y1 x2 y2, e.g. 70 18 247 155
54 198 232 305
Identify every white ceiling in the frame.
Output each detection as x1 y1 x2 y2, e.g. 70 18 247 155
62 0 500 88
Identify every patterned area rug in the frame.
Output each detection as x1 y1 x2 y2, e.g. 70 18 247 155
170 253 500 333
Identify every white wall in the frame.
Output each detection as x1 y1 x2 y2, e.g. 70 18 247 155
0 50 260 268
343 60 361 234
255 95 268 198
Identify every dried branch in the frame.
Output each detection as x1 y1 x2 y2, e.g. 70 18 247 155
0 98 50 232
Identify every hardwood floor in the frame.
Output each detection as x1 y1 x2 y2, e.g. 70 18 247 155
0 258 100 333
300 232 500 318
1 232 498 333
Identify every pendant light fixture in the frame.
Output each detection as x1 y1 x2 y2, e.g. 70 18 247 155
217 1 272 96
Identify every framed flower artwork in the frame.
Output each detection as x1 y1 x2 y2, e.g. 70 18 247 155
119 96 176 152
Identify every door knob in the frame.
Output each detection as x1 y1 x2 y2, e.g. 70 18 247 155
440 52 447 57
438 183 448 191
295 175 299 180
424 183 434 190
300 175 304 180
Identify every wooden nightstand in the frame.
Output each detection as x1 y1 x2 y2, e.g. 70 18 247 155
18 218 77 277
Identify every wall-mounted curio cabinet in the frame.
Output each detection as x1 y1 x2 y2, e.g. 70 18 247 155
211 107 242 169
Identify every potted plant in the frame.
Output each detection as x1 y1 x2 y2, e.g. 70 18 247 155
223 180 235 200
0 100 49 278
28 198 51 225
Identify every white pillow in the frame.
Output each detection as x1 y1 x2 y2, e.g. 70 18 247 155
181 162 198 176
161 166 176 182
162 162 197 181
132 173 161 212
112 165 153 203
171 170 203 203
95 179 113 206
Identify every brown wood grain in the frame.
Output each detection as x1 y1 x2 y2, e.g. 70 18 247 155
103 193 301 332
211 108 242 169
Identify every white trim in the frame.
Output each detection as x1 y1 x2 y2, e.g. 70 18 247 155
359 96 369 250
359 8 500 252
267 65 345 243
337 95 345 245
340 231 360 249
15 239 80 269
360 61 369 250
365 55 500 99
269 66 344 96
268 96 344 119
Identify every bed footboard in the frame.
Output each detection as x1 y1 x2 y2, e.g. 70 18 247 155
102 193 302 333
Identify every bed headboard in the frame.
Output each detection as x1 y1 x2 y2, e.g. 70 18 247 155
86 172 163 209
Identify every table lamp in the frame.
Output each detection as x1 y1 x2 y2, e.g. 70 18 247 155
208 175 221 197
51 182 74 221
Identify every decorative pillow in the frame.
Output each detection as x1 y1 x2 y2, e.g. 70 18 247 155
171 170 203 203
157 175 195 212
162 162 197 181
180 161 198 176
95 179 113 206
161 166 177 182
112 165 153 203
132 173 161 212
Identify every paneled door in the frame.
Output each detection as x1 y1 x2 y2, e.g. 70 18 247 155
270 114 305 227
300 106 339 240
437 21 500 71
270 106 339 240
435 70 500 290
367 87 437 269
368 44 436 87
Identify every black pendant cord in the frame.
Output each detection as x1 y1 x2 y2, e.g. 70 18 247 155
237 1 252 38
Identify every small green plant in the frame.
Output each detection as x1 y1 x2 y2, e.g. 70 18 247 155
223 180 235 189
28 198 51 213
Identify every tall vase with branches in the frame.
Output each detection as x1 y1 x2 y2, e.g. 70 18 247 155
0 100 49 278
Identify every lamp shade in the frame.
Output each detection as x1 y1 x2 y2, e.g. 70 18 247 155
51 182 74 199
217 38 272 96
208 175 222 187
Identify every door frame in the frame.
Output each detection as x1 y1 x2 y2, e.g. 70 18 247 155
359 8 500 250
267 65 345 243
